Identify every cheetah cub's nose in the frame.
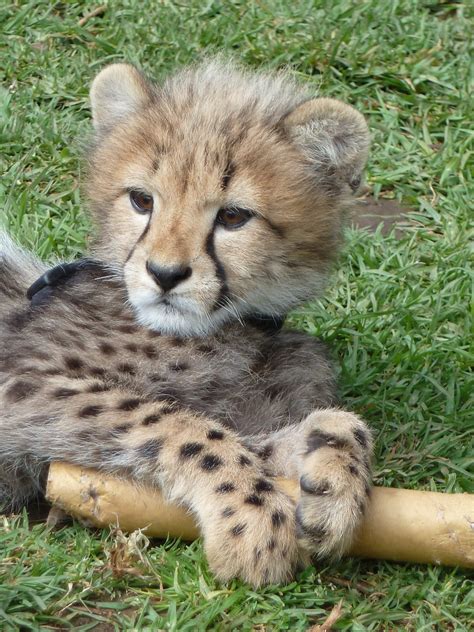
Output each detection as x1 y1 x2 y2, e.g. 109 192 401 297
146 261 192 293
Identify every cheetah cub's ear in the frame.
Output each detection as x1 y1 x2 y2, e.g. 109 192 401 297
90 63 155 132
284 98 370 195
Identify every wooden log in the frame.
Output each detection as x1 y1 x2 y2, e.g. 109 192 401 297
46 462 474 568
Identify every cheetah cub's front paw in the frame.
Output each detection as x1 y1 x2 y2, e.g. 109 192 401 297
296 410 373 560
202 480 299 587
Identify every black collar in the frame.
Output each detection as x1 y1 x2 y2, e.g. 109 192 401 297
26 259 102 306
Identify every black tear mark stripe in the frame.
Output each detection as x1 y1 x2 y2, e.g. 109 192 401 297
205 227 229 312
125 215 152 264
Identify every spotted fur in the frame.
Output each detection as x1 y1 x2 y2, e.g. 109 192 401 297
0 60 372 587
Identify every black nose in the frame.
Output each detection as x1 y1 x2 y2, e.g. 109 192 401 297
146 261 192 293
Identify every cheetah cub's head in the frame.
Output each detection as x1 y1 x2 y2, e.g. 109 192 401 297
87 61 369 337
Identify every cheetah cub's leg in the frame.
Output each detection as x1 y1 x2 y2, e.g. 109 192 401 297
247 410 372 562
0 379 299 587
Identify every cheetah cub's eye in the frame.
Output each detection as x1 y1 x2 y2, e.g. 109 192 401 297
216 207 253 229
129 190 154 214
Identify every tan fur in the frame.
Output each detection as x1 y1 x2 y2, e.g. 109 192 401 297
0 60 372 587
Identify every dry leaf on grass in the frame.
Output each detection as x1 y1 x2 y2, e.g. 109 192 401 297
307 600 344 632
106 527 154 578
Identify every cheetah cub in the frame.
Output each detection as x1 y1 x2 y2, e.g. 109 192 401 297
0 60 372 587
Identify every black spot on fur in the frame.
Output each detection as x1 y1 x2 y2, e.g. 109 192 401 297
170 337 185 347
117 398 141 411
348 463 359 477
254 479 274 493
64 356 84 371
142 405 173 425
267 538 276 551
53 388 79 398
180 442 204 458
137 438 163 459
244 494 264 507
142 344 157 358
87 382 110 393
200 454 223 471
112 423 133 434
118 324 135 334
258 444 273 461
99 342 115 355
207 429 224 440
89 366 106 377
116 363 136 375
79 405 103 418
306 429 351 453
222 507 236 518
300 476 332 495
271 511 286 528
5 380 39 402
125 343 138 353
230 523 246 537
354 428 368 448
215 482 235 493
238 454 251 467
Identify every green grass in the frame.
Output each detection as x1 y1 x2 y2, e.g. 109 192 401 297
1 0 473 629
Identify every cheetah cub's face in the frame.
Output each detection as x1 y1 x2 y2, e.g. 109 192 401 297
87 61 369 336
